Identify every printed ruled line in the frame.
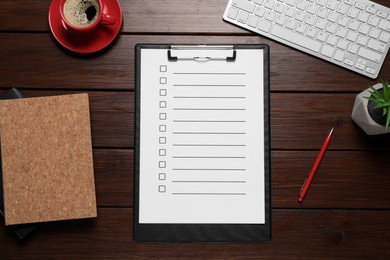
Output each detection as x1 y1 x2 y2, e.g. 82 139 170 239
173 84 245 87
173 120 246 123
172 144 246 147
173 72 246 75
172 181 246 183
172 156 246 159
172 168 246 171
172 132 246 135
173 96 246 99
172 108 246 111
172 193 247 195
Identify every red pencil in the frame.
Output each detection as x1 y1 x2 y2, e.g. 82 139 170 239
298 127 334 203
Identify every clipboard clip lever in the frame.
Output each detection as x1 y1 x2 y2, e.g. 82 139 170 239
168 45 236 62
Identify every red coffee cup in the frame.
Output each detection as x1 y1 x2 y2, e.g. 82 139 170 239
60 0 115 33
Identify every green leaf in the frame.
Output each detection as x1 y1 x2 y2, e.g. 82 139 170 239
374 102 390 109
383 107 388 116
386 110 390 130
382 80 390 101
369 87 383 100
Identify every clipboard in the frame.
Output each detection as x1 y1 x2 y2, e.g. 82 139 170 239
134 44 271 242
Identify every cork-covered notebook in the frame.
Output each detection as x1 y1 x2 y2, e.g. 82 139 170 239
0 93 97 225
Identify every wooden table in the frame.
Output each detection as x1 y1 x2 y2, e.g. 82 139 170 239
1 0 390 258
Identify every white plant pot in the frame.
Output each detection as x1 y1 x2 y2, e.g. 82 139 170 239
351 83 389 135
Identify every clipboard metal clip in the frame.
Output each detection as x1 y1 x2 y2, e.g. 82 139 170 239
168 45 236 62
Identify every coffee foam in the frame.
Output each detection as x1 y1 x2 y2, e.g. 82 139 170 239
63 0 100 27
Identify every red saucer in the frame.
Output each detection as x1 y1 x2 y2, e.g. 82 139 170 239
48 0 122 53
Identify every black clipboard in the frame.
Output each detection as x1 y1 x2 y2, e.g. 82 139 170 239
134 44 271 242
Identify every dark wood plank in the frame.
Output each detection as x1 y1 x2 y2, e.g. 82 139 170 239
271 93 390 150
0 90 134 148
1 208 389 258
0 34 388 91
1 0 389 35
272 151 390 209
95 149 390 209
93 149 132 207
2 89 389 150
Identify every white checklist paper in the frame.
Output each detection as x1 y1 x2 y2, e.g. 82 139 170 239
139 47 266 224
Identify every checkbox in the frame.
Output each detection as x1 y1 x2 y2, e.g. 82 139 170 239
159 113 167 120
160 101 167 108
160 89 167 96
159 173 166 180
159 125 166 132
159 161 166 168
159 137 166 144
159 149 166 156
159 185 166 193
160 65 167 72
160 77 167 84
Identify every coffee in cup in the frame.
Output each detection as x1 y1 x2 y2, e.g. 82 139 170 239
60 0 115 33
63 0 100 28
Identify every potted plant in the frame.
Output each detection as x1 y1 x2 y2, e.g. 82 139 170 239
351 80 390 135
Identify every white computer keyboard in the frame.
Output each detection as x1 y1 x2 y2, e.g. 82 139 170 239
223 0 390 78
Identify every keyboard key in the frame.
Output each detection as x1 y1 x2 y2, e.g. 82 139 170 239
367 39 386 53
379 19 390 32
347 43 359 54
357 35 368 45
327 34 338 45
316 31 327 41
228 7 239 19
296 23 306 33
337 39 349 49
258 20 272 32
264 0 275 9
321 45 335 57
344 58 354 66
274 2 285 13
238 12 249 23
355 2 365 10
327 12 339 23
377 11 387 19
347 8 359 19
326 0 337 11
255 6 266 17
366 6 376 14
248 15 259 27
336 3 348 15
271 25 322 52
369 27 381 38
286 18 297 29
307 3 318 14
275 14 286 25
379 31 390 43
368 15 380 26
284 6 295 17
344 0 356 6
366 67 376 75
265 10 276 21
355 63 365 70
346 30 358 41
334 49 344 61
358 47 381 63
357 11 369 22
296 0 307 11
306 27 317 37
232 0 255 13
305 14 316 25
